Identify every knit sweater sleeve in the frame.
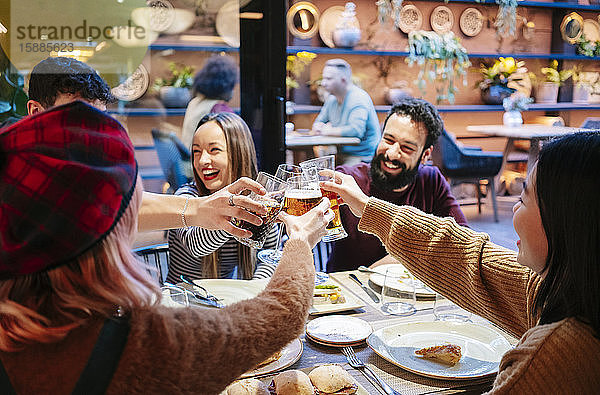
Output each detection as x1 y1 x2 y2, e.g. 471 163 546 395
114 238 315 395
358 198 541 337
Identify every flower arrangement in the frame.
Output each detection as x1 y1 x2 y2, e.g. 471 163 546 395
529 60 572 86
286 51 317 90
153 62 194 90
477 57 526 90
406 30 471 104
503 93 533 112
575 34 600 57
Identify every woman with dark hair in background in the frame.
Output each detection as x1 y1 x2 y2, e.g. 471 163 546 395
0 101 333 394
322 132 600 393
181 55 238 148
167 112 280 283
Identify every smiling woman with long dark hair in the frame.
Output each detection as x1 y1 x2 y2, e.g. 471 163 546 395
322 131 600 393
167 112 279 283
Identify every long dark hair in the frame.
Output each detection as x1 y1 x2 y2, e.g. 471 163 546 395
532 131 600 335
192 112 258 279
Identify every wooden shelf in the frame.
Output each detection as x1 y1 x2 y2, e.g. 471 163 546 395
287 46 600 61
108 107 240 117
410 0 600 11
290 103 600 114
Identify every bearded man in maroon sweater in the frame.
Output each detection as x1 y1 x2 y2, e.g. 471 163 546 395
327 97 468 272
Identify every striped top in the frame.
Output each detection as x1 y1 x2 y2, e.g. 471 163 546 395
167 183 279 283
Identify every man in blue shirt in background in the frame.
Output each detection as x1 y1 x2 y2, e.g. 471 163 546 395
312 59 380 165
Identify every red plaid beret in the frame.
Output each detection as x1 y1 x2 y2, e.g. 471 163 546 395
0 101 137 279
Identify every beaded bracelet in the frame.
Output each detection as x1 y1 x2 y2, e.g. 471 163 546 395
181 196 190 228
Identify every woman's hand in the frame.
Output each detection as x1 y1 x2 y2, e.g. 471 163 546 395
279 198 334 249
189 177 268 238
319 170 369 218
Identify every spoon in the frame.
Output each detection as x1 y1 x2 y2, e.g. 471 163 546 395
357 265 380 274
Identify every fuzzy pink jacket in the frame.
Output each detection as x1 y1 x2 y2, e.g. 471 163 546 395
0 239 314 395
359 198 600 394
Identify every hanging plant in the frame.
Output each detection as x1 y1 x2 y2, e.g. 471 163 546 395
492 0 519 38
406 31 471 104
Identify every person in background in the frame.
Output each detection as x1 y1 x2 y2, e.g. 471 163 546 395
167 112 279 282
181 55 237 148
321 131 600 393
327 97 467 273
312 58 380 165
22 56 264 237
0 101 334 394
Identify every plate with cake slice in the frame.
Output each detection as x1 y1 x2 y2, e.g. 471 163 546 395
366 321 512 380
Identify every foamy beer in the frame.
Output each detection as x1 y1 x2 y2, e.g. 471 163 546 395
299 156 348 242
284 187 322 216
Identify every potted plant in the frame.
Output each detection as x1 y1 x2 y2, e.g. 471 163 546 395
529 60 572 104
477 57 527 105
153 62 195 108
571 65 598 104
406 31 471 104
502 93 533 126
286 51 316 103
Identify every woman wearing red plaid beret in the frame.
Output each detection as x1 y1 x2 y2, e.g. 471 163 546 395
0 101 334 394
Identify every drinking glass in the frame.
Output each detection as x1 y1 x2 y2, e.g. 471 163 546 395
257 164 303 265
381 267 416 316
161 284 189 307
299 155 348 242
433 293 472 322
232 172 288 249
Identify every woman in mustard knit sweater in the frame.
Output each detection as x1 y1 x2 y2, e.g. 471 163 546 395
322 132 600 393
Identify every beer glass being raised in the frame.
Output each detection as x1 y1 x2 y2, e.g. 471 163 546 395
232 172 288 249
299 155 348 242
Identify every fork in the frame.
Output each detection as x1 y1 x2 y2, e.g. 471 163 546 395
179 275 222 303
341 346 401 395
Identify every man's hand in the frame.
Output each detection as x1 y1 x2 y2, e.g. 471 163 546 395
312 121 326 134
279 198 334 249
319 170 369 218
189 177 268 238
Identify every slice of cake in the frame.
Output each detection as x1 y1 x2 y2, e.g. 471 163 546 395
415 344 462 365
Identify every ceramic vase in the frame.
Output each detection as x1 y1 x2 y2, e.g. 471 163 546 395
481 85 515 105
572 84 590 104
503 110 523 127
159 87 192 108
535 82 559 104
332 27 361 48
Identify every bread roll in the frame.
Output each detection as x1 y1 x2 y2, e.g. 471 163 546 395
226 378 269 395
308 364 358 394
272 369 314 395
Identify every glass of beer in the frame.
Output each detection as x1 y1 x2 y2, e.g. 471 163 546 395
284 174 323 217
232 172 288 249
299 155 348 242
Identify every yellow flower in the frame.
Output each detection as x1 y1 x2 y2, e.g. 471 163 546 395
499 57 517 74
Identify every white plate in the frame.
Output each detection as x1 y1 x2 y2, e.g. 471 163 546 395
310 280 365 316
306 316 372 344
240 338 303 378
216 0 240 47
369 263 436 299
193 278 268 306
367 321 512 380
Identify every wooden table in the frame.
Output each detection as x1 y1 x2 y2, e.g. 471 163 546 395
283 270 518 394
285 133 360 163
465 124 581 175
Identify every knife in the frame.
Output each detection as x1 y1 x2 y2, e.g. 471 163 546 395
349 273 380 303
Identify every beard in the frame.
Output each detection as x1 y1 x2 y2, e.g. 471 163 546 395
369 153 421 192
